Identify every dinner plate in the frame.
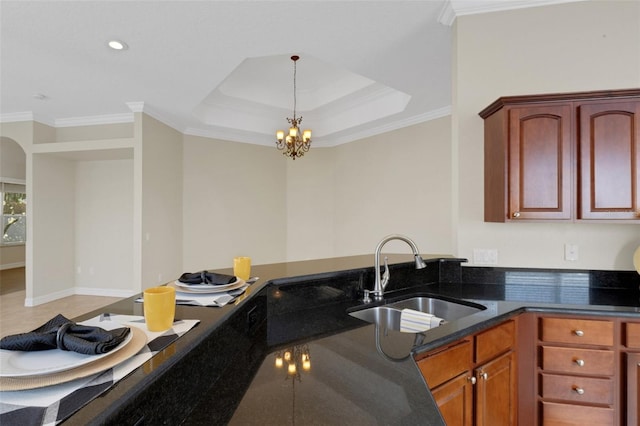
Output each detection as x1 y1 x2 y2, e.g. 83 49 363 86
172 278 246 294
0 327 147 391
0 326 134 378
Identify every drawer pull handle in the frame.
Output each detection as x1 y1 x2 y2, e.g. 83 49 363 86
573 386 585 395
573 330 584 337
575 359 585 367
468 376 476 385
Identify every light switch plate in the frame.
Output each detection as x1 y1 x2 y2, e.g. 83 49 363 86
564 243 579 261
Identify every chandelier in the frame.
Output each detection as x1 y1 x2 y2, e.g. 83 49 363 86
276 55 312 160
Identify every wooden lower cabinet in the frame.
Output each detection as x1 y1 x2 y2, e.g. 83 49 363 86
475 350 516 426
626 352 640 426
541 401 614 425
417 314 640 425
416 319 517 425
431 371 474 426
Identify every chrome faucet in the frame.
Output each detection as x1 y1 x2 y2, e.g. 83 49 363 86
370 234 427 301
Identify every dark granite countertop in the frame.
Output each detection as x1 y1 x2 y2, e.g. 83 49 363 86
62 255 640 425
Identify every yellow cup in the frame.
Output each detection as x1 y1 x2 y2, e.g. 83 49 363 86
143 286 176 332
233 256 251 281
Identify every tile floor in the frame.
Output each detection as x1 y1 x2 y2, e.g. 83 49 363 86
0 268 123 337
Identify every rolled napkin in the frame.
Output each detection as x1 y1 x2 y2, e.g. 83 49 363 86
0 314 130 355
178 270 236 286
400 309 446 333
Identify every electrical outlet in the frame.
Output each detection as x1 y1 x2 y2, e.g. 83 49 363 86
565 243 579 261
473 249 498 265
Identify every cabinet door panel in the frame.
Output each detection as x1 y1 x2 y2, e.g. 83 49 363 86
627 353 640 426
508 105 572 220
431 372 473 426
578 101 640 219
475 351 516 426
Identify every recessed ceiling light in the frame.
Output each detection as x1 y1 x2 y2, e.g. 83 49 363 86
108 40 128 51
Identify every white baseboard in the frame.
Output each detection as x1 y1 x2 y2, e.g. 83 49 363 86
24 287 136 307
75 287 136 298
25 287 75 307
0 262 25 270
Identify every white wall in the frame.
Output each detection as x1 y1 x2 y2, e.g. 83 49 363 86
182 134 287 271
454 0 640 270
75 159 134 294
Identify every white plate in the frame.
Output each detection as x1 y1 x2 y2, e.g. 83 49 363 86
173 278 245 293
0 327 133 378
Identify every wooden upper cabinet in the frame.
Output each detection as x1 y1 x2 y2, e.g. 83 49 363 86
578 100 640 219
480 88 640 222
508 105 572 220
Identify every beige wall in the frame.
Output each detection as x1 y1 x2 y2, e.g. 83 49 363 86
330 117 454 257
454 0 640 270
31 153 76 302
140 115 183 288
182 135 288 271
75 159 134 293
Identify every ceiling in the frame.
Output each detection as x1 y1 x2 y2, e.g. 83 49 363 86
0 0 584 148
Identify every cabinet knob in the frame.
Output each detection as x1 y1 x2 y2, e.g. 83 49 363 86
573 330 584 337
512 212 521 218
573 386 585 395
480 372 488 380
575 359 585 367
468 376 477 385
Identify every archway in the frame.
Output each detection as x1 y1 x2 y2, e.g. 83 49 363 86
0 137 27 294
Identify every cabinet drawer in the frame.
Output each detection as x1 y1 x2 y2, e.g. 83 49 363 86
541 346 614 376
541 401 614 426
475 320 515 364
540 317 613 346
416 340 472 389
625 322 640 349
540 373 613 405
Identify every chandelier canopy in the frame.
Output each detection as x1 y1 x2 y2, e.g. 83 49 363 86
276 55 312 160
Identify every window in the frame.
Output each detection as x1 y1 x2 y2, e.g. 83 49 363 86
1 181 26 245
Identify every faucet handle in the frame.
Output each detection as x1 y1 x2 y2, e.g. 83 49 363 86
381 256 390 290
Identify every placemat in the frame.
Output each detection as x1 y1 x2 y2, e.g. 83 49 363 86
0 313 199 426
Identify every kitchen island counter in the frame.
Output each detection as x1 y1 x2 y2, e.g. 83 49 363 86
60 255 639 425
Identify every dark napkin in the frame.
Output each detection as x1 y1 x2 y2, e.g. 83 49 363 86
178 271 237 286
0 314 130 355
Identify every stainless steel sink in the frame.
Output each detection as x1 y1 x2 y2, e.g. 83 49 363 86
386 297 485 322
349 306 404 330
348 296 485 332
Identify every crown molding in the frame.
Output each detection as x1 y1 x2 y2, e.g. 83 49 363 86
439 0 588 26
0 111 54 126
55 113 133 127
184 105 452 148
323 105 452 147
